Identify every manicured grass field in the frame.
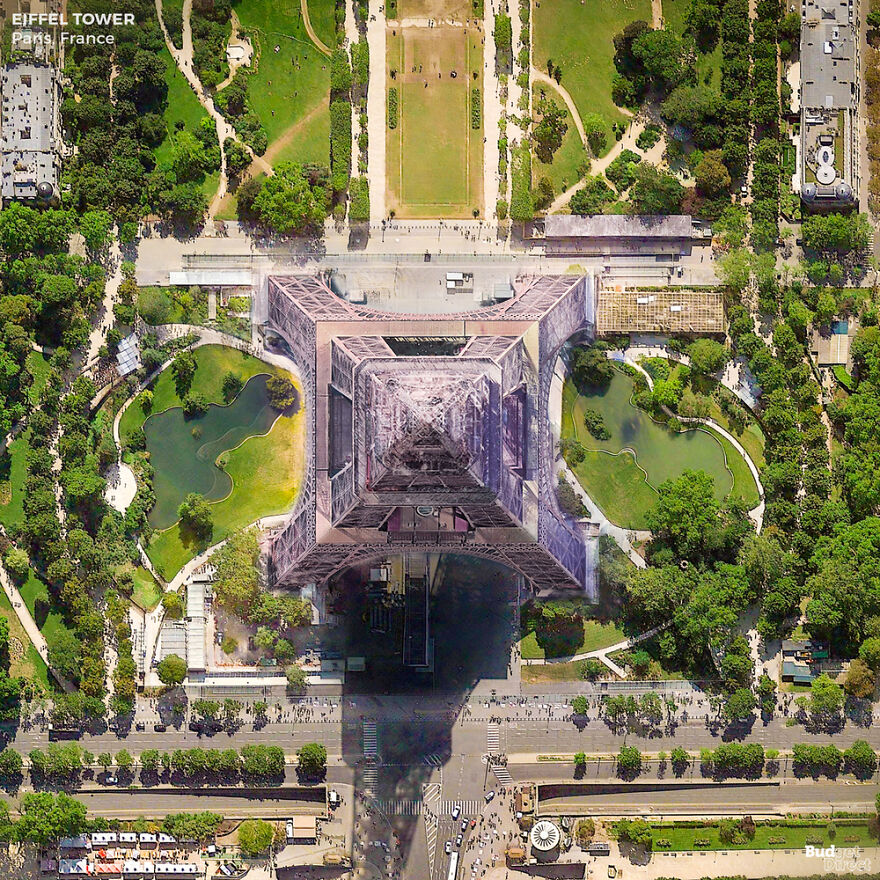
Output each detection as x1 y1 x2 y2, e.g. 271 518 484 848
154 48 210 167
520 618 627 660
18 570 76 653
26 351 50 407
119 345 281 445
399 0 472 16
0 428 29 530
649 822 877 852
386 25 483 217
131 567 163 612
531 84 589 196
147 403 306 580
561 372 756 529
0 587 50 689
230 0 334 164
533 0 651 153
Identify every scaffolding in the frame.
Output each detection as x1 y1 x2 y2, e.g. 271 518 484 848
596 288 724 335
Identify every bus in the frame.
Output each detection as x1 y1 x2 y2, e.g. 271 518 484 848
447 851 459 880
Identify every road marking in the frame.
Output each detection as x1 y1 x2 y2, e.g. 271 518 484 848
486 722 500 754
423 782 442 879
363 721 379 758
492 765 513 785
375 799 423 815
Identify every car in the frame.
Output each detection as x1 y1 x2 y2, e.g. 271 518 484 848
460 819 468 832
484 790 495 803
451 804 461 820
470 819 476 828
154 723 167 732
328 790 340 807
286 820 293 840
608 867 617 879
105 775 118 785
455 834 463 848
188 721 202 732
135 722 145 731
445 841 452 855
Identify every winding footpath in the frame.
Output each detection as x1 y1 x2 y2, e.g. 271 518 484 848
531 68 588 148
301 0 332 57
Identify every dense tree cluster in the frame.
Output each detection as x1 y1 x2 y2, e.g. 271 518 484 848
236 164 330 235
215 72 268 156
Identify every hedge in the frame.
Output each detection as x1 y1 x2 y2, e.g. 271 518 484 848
351 40 369 90
330 47 352 95
471 88 481 130
388 88 398 129
510 145 533 222
330 100 352 193
349 176 370 222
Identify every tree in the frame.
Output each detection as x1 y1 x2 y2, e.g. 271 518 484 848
670 746 689 775
631 28 688 92
694 150 731 197
238 818 274 856
575 818 595 845
157 654 187 687
15 792 87 845
645 469 719 560
628 163 684 215
222 371 243 402
581 113 608 157
614 817 653 850
47 630 83 683
805 673 845 718
844 740 877 778
285 664 308 692
170 350 197 398
571 695 589 716
3 547 30 582
0 748 23 779
571 345 614 389
212 530 260 616
845 658 875 698
617 745 642 776
140 390 154 414
570 177 615 215
162 592 184 620
177 493 213 541
723 688 756 722
97 752 112 772
116 749 134 771
297 742 327 777
140 750 160 772
250 162 327 234
688 339 729 375
266 375 298 409
532 97 568 163
860 637 880 671
79 210 112 251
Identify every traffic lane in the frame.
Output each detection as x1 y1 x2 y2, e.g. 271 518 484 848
537 780 876 815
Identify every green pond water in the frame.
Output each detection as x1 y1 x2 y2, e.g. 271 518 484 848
569 370 734 500
145 374 278 529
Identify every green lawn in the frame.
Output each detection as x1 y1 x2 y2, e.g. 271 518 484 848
532 84 589 196
663 0 722 88
562 373 744 528
0 428 31 529
650 821 877 852
18 570 75 652
0 586 50 690
26 351 50 407
520 618 626 660
146 403 306 580
386 26 483 217
131 567 163 612
229 0 334 163
710 429 761 509
533 0 651 155
154 48 211 167
119 345 281 446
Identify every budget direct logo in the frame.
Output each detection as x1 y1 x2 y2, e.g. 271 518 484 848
805 845 871 874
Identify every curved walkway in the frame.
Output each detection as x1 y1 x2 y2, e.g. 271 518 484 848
301 0 332 56
619 354 766 532
522 620 672 679
531 69 587 148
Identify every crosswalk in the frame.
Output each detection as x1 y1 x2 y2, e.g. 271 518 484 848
362 765 378 796
423 783 441 879
492 765 513 785
486 722 500 754
438 799 482 816
363 721 379 758
423 753 443 766
375 799 423 815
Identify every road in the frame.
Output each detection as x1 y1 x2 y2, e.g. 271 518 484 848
537 779 877 816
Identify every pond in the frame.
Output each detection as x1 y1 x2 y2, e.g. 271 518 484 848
145 373 282 530
563 369 735 516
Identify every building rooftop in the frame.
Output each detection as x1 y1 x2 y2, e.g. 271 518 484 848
801 0 856 110
1 62 59 199
542 214 695 240
596 287 725 335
